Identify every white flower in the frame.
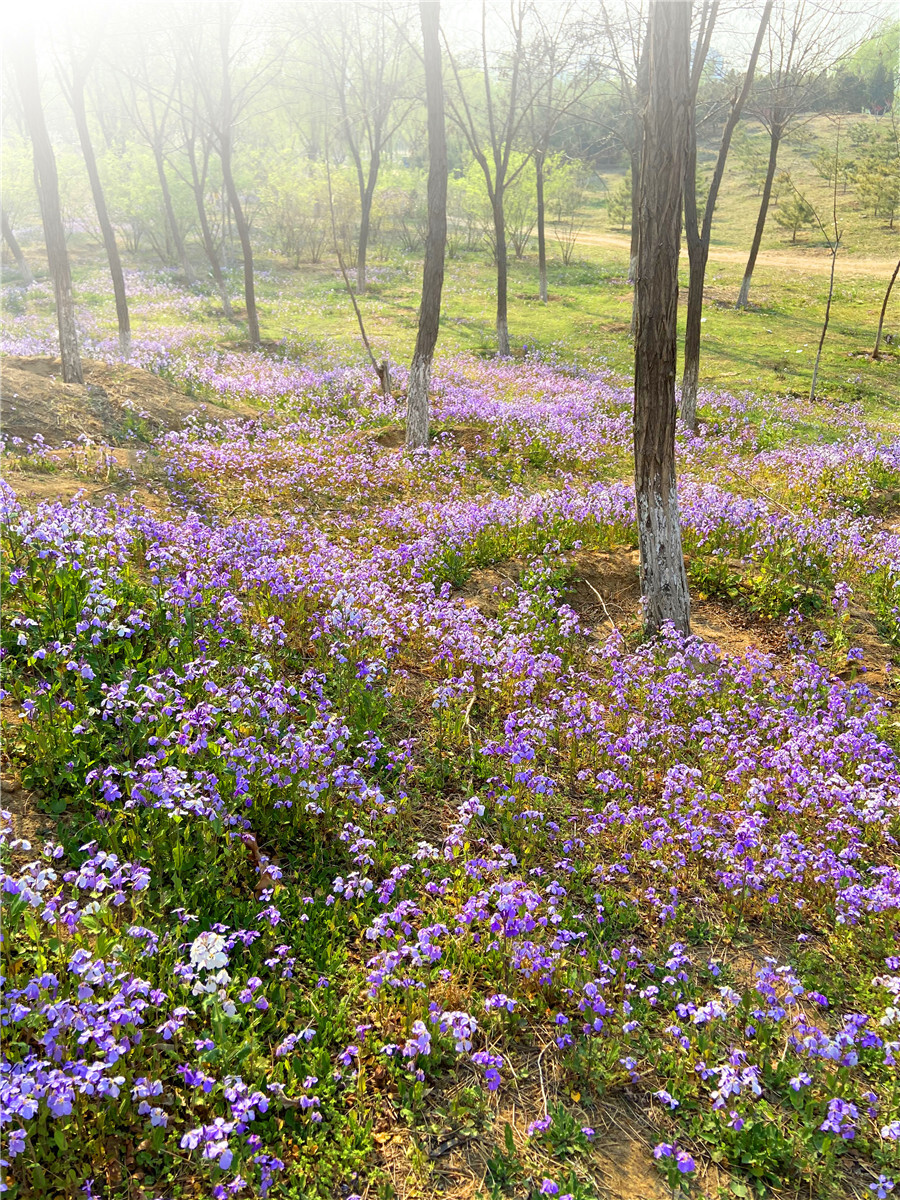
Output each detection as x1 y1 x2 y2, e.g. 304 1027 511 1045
189 931 228 972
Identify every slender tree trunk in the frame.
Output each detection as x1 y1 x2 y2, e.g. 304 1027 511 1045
407 0 447 451
633 0 691 638
873 257 900 359
737 127 781 309
70 72 131 356
680 241 709 429
680 0 771 428
186 136 232 317
809 244 838 401
153 141 196 284
220 143 260 348
13 29 83 384
357 158 379 297
493 191 511 356
536 146 548 303
0 206 33 286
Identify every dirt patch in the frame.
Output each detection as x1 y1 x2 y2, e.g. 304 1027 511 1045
373 426 487 454
1 355 253 449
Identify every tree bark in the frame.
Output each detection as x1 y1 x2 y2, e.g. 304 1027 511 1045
69 67 131 357
13 28 83 384
493 191 511 356
0 205 34 286
681 0 772 428
628 146 641 287
536 147 548 303
407 0 447 451
873 257 900 359
633 0 691 638
737 126 781 309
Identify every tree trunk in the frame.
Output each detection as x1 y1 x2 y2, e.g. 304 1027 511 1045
873 257 900 359
220 144 260 348
680 0 771 428
153 141 196 284
493 192 511 356
737 127 781 309
407 0 447 451
536 146 548 303
13 29 83 384
357 158 379 297
809 244 838 401
0 205 33 286
186 135 232 318
633 0 691 638
70 71 131 357
680 239 708 430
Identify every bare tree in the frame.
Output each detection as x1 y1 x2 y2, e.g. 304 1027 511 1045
175 60 233 319
310 3 414 296
633 0 691 637
524 5 595 303
443 0 541 356
57 29 131 356
183 2 283 349
680 0 772 429
117 34 197 285
736 0 857 309
407 1 448 450
0 205 34 286
11 25 83 383
592 0 648 283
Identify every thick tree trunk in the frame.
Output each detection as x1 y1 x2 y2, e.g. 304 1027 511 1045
0 206 33 286
70 73 131 357
633 0 691 638
220 144 260 348
153 142 196 285
737 127 781 309
493 192 511 356
407 0 447 451
680 0 771 428
536 147 548 303
13 30 83 384
873 257 900 359
186 136 232 318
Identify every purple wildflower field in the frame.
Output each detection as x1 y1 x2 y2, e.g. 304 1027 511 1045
2 277 900 1200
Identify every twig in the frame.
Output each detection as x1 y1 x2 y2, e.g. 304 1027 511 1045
536 1043 550 1118
583 578 618 632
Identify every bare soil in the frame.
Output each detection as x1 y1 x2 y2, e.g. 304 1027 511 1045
1 355 255 509
1 355 252 448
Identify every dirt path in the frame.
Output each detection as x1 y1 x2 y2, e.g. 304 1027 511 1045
576 229 899 277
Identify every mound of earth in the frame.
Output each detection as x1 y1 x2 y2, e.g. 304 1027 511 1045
0 355 252 448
